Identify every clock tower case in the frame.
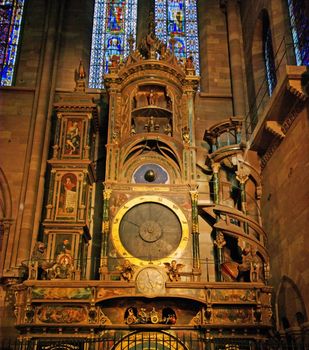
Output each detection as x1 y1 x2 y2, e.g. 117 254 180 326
100 28 200 285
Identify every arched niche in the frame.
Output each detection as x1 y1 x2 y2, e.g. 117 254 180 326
249 9 274 129
276 275 308 330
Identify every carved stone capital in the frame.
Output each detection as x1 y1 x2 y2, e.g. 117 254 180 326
214 232 226 249
211 162 221 174
103 189 112 200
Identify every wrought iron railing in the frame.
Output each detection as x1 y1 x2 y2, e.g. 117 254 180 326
1 332 303 350
244 37 306 140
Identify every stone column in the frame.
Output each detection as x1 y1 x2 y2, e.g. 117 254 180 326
221 0 246 117
99 186 112 280
190 188 200 272
214 231 226 282
8 0 66 273
236 167 250 215
236 165 250 233
211 162 221 205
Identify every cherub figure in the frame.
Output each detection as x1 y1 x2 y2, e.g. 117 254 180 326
164 260 184 282
117 259 134 282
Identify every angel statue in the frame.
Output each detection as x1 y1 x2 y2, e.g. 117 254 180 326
164 260 184 282
117 259 135 282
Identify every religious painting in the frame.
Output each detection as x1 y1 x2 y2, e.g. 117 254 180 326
63 119 82 157
54 234 72 258
57 173 78 217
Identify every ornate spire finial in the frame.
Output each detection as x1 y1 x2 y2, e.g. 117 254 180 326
78 60 86 79
169 34 176 54
128 33 135 53
148 10 156 35
75 60 86 92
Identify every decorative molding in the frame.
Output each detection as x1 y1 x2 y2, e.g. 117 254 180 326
261 99 306 169
265 121 285 139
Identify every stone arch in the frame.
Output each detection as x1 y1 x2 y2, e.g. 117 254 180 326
0 167 13 271
276 275 308 330
0 167 12 220
248 9 274 129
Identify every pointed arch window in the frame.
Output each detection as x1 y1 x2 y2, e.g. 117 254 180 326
287 0 309 65
0 0 25 86
263 16 277 96
154 0 200 75
89 0 138 89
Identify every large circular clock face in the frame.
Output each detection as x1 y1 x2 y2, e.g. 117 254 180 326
112 196 189 265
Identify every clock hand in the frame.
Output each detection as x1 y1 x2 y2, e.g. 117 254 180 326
126 220 140 228
146 272 154 289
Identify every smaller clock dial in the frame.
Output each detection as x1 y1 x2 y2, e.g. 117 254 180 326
136 267 166 295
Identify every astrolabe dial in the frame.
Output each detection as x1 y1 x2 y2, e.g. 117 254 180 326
112 196 189 265
119 202 181 261
136 267 166 295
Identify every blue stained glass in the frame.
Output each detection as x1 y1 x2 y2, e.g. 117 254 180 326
0 0 25 86
89 0 137 89
287 0 309 66
264 27 277 96
155 0 200 75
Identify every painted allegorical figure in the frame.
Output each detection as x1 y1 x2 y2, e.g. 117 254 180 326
64 120 81 155
59 173 77 215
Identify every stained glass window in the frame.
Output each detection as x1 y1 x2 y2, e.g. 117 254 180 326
0 0 25 86
89 0 137 89
155 0 200 75
287 0 309 65
263 18 277 95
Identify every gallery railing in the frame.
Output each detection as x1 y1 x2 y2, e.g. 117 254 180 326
244 37 306 140
201 180 262 224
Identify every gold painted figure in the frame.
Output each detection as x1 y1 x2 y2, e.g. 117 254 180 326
164 260 184 282
117 259 134 282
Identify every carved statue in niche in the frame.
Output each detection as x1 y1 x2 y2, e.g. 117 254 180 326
130 123 136 136
135 92 148 108
162 307 177 324
145 116 159 132
166 93 172 110
148 89 157 105
124 307 173 325
164 121 172 136
125 307 138 324
182 126 190 144
221 239 263 283
164 260 184 282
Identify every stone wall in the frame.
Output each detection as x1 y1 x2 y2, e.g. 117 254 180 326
240 0 309 328
261 107 309 317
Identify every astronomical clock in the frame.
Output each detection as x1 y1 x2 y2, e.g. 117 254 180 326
100 30 200 289
12 20 273 349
